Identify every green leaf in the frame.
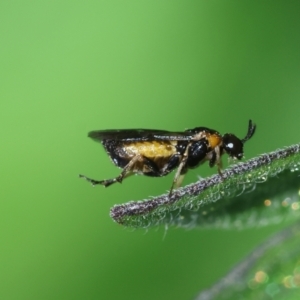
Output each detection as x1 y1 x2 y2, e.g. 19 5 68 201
195 222 300 300
110 144 300 229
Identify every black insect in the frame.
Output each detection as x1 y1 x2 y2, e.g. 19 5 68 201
80 120 256 196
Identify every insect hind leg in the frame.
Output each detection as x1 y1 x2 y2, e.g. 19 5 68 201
79 154 141 188
79 174 122 187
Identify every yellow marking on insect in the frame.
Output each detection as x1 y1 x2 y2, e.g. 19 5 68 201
206 133 222 149
124 141 177 158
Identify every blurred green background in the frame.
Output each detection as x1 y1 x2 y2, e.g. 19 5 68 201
1 1 300 299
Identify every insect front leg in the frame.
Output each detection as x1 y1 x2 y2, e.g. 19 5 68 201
79 154 142 188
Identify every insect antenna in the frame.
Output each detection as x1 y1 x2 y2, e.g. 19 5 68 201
241 120 256 144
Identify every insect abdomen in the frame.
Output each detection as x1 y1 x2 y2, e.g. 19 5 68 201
102 140 179 171
124 141 176 158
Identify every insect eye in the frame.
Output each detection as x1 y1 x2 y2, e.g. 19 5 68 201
222 134 243 159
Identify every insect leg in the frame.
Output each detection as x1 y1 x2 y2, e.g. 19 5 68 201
79 174 106 186
209 147 223 175
209 150 216 168
169 144 191 197
79 154 142 187
79 174 123 187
